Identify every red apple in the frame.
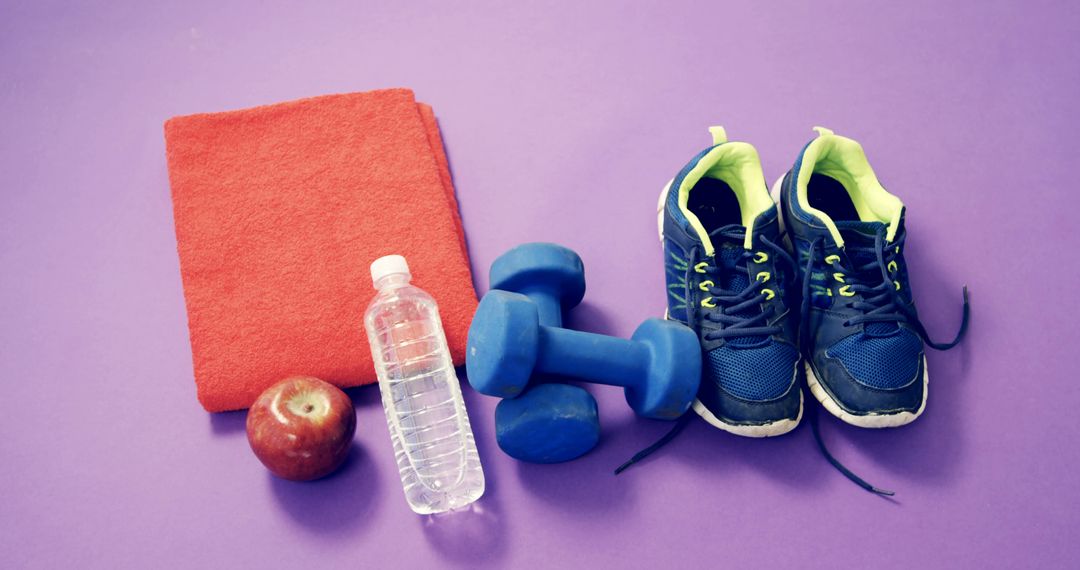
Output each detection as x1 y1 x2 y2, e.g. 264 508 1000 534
246 376 356 481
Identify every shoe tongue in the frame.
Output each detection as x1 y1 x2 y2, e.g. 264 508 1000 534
835 220 886 249
833 220 897 335
708 223 745 243
709 225 761 346
715 241 749 292
835 220 885 264
709 224 749 292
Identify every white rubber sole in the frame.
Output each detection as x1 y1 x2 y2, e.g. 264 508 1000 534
772 174 930 429
656 180 672 241
657 180 802 438
805 357 928 428
693 392 804 438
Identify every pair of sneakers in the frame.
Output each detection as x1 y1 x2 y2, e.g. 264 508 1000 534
654 126 969 491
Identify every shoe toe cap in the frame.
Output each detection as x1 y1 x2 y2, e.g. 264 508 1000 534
697 342 802 425
815 331 927 415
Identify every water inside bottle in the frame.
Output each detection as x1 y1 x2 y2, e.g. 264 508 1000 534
365 277 484 514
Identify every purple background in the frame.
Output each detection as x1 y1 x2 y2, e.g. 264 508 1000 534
2 1 1077 568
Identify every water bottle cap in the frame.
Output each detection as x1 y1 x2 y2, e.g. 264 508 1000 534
370 255 410 288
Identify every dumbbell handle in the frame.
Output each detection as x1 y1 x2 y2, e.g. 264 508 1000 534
535 325 650 388
514 284 564 327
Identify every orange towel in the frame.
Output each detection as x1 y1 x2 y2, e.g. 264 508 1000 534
164 89 476 412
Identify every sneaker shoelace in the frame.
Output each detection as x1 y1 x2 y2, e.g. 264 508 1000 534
685 231 795 341
615 230 794 474
799 226 970 351
799 224 970 496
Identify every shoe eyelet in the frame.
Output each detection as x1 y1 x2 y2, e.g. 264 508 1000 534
825 254 841 264
838 285 855 297
761 288 776 300
894 280 902 291
698 280 714 292
753 252 768 263
694 262 709 274
701 297 717 308
832 272 845 283
887 260 898 273
756 271 770 283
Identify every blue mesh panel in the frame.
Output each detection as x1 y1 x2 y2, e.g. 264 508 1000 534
666 178 686 227
865 323 895 335
827 329 923 390
715 243 758 346
706 342 798 401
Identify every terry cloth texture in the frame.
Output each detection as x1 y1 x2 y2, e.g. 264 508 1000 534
164 89 476 412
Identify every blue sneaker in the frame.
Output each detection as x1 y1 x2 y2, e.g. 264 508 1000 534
776 127 969 428
658 127 802 437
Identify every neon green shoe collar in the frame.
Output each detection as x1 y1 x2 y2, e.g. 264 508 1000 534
795 127 904 247
676 127 772 254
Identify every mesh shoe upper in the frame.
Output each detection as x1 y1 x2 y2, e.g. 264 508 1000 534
706 341 799 401
779 128 967 418
821 220 924 390
660 130 802 426
703 241 798 401
826 328 922 390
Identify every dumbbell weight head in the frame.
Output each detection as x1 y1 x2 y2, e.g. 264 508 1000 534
489 243 585 326
487 242 586 381
627 318 702 419
467 290 540 398
494 383 600 463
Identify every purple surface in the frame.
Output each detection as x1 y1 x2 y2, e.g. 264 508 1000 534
2 1 1077 568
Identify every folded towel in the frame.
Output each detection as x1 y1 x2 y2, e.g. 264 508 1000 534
164 89 477 412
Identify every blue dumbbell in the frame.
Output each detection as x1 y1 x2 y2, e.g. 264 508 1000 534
467 290 701 420
483 243 600 463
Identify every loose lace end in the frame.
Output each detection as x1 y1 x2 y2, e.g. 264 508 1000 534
614 414 693 475
808 396 896 497
923 285 970 351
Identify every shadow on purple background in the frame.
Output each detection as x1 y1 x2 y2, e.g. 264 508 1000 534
270 445 380 535
209 409 246 435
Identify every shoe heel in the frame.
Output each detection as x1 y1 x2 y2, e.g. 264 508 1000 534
656 180 672 243
769 175 786 233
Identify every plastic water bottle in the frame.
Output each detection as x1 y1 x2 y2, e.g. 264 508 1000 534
364 255 485 514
